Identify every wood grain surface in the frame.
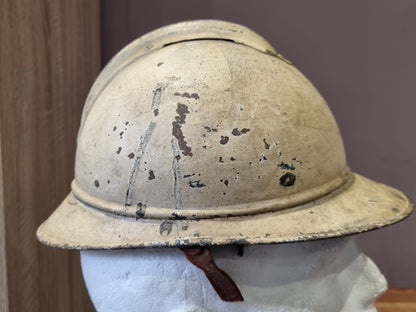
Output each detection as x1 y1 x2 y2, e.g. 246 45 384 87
0 0 100 311
376 289 416 312
0 106 9 312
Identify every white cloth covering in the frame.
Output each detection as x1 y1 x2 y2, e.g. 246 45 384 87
81 237 387 312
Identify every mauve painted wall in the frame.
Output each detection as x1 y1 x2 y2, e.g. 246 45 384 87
101 0 416 287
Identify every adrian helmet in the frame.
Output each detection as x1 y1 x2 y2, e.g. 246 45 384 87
37 20 413 250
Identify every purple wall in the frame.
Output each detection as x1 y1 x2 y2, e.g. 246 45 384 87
101 0 416 287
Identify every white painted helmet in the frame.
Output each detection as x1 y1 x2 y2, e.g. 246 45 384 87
37 20 412 249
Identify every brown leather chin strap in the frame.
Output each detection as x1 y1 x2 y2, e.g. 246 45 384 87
180 246 244 302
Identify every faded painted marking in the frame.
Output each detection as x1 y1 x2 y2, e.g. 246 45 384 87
151 84 164 111
125 121 156 206
171 138 183 210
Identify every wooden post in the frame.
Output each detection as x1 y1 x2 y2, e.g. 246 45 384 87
0 1 100 311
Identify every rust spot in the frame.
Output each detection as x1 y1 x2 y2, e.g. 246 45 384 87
172 103 193 157
153 108 159 116
220 136 229 145
280 172 296 186
232 128 250 136
128 152 135 159
174 92 200 100
263 138 270 149
94 180 99 188
148 169 155 180
116 147 122 154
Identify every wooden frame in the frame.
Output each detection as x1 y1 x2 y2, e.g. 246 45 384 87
0 1 100 311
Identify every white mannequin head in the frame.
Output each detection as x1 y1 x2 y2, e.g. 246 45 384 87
81 237 386 312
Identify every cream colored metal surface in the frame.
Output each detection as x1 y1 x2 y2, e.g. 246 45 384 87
37 20 413 249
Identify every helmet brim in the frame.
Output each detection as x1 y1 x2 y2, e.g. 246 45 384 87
36 173 413 249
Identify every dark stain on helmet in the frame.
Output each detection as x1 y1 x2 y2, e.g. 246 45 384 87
172 212 187 220
226 238 247 244
160 220 173 236
220 179 229 186
94 180 100 188
220 136 229 145
172 103 193 157
157 62 164 67
291 157 303 164
278 162 295 170
116 147 122 154
219 156 224 163
280 172 296 186
230 156 236 161
135 204 145 218
113 126 117 131
263 138 270 149
204 126 218 132
231 128 250 136
148 169 155 180
128 152 135 159
183 173 195 178
153 108 159 116
259 155 267 162
119 131 124 139
189 180 206 189
174 92 200 100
